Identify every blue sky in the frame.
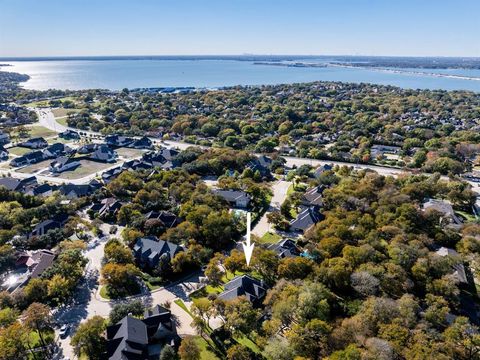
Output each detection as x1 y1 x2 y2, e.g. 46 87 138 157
1 0 479 57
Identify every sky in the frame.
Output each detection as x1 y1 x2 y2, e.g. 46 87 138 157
1 0 479 58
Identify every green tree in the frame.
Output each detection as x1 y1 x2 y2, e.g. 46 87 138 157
178 336 200 360
70 316 106 360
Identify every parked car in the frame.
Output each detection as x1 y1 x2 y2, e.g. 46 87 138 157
59 324 69 338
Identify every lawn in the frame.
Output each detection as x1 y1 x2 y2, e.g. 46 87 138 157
99 286 111 300
51 108 82 118
13 125 57 139
456 210 477 223
259 231 282 244
195 336 221 360
116 147 146 159
17 159 51 174
55 117 68 127
8 146 31 156
57 159 118 180
287 183 294 195
174 299 194 318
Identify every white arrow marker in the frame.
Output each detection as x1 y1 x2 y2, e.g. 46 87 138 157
242 212 255 266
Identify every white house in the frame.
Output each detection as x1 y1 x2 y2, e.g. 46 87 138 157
49 156 81 173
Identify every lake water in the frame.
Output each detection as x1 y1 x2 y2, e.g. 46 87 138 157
2 59 480 92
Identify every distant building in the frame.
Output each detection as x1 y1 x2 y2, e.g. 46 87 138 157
90 145 117 163
0 131 10 145
58 183 98 199
301 185 325 207
49 156 80 173
59 129 80 140
23 183 56 197
0 176 37 192
10 150 46 167
43 143 73 158
144 211 180 229
105 134 134 147
423 198 462 225
131 136 153 149
247 155 273 179
0 145 8 160
314 164 333 179
89 198 123 218
18 137 48 149
28 214 69 239
213 189 251 209
133 237 183 269
436 247 468 284
218 275 268 306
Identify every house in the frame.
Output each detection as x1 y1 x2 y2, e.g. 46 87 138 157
26 250 56 279
133 237 183 269
0 176 37 192
371 144 401 159
159 148 179 161
18 137 48 149
90 145 117 163
102 167 123 184
289 206 323 233
43 143 73 158
23 183 57 197
28 214 69 239
130 136 153 149
77 143 97 154
58 183 97 199
144 211 179 229
267 239 300 258
314 164 333 179
105 134 134 147
423 198 462 225
59 129 80 140
213 189 250 209
218 275 268 306
106 305 178 360
0 145 8 160
10 151 46 167
49 156 81 173
122 159 152 172
435 247 468 284
247 156 273 179
90 198 123 218
301 185 325 207
0 131 10 145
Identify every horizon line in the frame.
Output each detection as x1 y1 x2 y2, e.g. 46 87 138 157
1 54 480 61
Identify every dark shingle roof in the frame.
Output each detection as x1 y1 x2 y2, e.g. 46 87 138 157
218 275 267 304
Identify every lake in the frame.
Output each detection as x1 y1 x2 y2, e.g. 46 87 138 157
2 58 480 92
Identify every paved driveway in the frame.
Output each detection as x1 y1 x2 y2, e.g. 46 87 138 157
251 180 291 237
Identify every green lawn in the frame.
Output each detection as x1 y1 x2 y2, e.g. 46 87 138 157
456 210 477 223
8 146 31 156
17 160 51 174
174 299 194 318
51 108 82 118
99 286 111 300
287 183 294 195
56 117 68 127
13 125 57 139
194 336 221 360
259 231 282 244
58 159 118 180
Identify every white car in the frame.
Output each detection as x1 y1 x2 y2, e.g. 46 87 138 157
59 324 69 338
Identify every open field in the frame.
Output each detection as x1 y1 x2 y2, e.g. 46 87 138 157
13 125 57 139
51 108 82 118
55 117 68 127
116 147 146 158
58 159 118 180
17 159 51 173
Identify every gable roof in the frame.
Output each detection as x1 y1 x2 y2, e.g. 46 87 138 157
302 185 325 206
134 237 182 262
106 316 148 360
213 189 250 204
218 275 267 304
267 238 300 258
290 206 323 233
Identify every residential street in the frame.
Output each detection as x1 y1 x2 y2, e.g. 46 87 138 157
252 180 291 237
